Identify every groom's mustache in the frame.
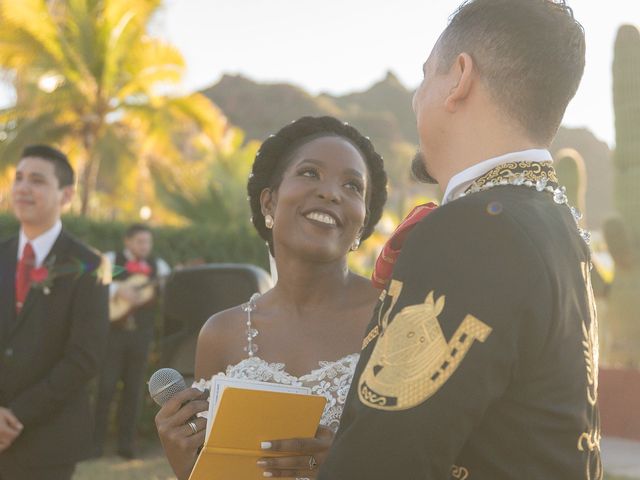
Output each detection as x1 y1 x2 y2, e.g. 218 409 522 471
411 150 437 184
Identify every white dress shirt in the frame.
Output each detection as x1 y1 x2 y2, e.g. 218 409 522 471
442 149 553 205
18 220 62 267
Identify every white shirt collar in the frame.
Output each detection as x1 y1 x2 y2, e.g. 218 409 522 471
18 220 63 267
442 148 553 205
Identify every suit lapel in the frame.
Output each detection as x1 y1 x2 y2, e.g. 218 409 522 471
0 237 18 343
9 231 72 337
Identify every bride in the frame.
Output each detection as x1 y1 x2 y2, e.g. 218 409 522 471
155 116 388 479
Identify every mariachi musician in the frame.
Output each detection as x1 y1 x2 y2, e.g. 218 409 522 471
93 223 170 459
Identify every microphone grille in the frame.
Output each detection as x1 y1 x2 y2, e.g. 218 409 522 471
148 368 187 406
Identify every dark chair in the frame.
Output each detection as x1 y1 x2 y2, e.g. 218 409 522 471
159 263 273 379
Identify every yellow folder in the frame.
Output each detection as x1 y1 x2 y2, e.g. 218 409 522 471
188 387 327 480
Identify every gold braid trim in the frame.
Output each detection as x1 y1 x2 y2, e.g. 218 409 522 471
468 161 558 192
361 325 380 350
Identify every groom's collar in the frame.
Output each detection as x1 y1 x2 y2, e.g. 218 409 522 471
442 148 552 205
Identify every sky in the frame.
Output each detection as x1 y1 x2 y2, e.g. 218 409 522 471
0 1 636 148
155 0 640 148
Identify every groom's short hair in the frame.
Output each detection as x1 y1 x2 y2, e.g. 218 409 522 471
437 0 585 144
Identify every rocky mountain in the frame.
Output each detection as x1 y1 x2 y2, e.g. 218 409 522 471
201 73 613 227
202 74 340 142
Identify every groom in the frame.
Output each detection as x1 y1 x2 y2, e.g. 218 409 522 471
320 0 602 479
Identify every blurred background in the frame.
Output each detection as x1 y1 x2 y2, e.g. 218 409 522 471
1 1 639 478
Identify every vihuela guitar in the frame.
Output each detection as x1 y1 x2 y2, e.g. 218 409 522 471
109 274 164 322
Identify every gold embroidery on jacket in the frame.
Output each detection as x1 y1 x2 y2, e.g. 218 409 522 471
451 465 470 480
361 325 379 351
581 262 599 407
358 290 492 410
577 261 603 480
362 281 403 351
471 161 558 190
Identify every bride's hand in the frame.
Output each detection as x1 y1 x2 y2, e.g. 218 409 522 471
257 426 334 478
155 387 209 480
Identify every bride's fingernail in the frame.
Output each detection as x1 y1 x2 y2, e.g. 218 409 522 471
260 442 272 449
257 460 268 467
263 472 273 477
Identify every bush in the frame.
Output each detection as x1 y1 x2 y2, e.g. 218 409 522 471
0 213 270 270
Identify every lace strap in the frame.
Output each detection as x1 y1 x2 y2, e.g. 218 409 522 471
241 293 261 357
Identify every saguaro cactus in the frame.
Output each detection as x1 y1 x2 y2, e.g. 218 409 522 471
604 24 640 368
612 24 640 237
555 148 587 224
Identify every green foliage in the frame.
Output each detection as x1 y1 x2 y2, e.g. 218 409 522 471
0 213 269 270
151 128 259 226
0 0 226 216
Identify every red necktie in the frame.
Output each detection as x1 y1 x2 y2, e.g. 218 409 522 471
16 242 35 312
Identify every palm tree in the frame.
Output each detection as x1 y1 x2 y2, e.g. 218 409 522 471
152 128 259 226
0 0 226 216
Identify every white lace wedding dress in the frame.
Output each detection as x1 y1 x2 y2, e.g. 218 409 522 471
194 294 360 432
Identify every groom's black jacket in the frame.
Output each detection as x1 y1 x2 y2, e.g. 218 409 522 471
320 164 602 480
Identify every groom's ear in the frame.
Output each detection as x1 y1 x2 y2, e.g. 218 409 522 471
444 52 475 113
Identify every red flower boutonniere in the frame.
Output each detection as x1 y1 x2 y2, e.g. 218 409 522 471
27 255 111 295
29 256 57 295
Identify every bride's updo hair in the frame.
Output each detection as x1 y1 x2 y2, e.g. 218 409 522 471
247 116 387 255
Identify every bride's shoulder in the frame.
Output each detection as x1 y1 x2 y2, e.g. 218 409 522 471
199 303 246 342
196 301 252 379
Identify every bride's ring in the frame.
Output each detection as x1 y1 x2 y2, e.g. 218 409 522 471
187 421 198 435
308 455 318 470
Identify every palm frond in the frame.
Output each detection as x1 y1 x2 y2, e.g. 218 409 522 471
0 113 74 173
0 0 65 64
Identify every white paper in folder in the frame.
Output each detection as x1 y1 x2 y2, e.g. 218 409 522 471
205 376 311 439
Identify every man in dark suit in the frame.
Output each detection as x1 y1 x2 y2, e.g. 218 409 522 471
0 145 109 480
320 1 602 479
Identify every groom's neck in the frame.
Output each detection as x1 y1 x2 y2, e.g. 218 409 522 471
433 115 544 194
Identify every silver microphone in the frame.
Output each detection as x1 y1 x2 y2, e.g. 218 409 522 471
148 368 187 406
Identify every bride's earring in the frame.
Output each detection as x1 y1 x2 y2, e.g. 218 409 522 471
350 236 361 251
265 214 274 229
